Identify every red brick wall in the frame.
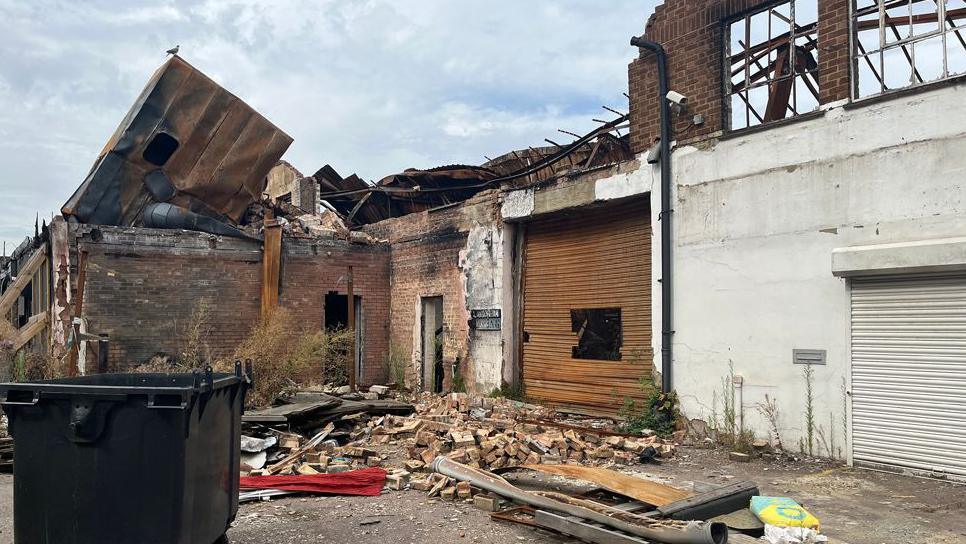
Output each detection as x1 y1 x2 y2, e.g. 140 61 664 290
628 0 851 154
279 239 391 386
364 190 502 392
75 226 391 385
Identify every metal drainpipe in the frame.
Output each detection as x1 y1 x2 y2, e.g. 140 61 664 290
630 36 674 394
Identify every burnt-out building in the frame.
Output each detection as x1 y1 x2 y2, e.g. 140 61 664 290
5 0 966 482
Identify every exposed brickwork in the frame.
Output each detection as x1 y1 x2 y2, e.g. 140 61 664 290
74 226 391 385
628 0 851 154
280 239 391 386
364 190 502 392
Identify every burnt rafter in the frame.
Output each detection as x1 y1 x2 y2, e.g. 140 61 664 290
315 115 631 226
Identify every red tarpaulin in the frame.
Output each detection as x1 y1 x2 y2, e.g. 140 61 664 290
239 467 387 497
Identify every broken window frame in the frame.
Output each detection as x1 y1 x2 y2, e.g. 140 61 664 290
852 0 966 99
724 0 821 131
570 308 623 361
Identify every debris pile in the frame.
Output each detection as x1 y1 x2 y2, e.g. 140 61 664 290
239 389 675 486
385 393 677 481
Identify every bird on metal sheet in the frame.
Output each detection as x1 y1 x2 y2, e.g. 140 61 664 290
166 45 180 56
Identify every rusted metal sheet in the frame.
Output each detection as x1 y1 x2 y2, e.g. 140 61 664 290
522 198 652 415
62 56 293 228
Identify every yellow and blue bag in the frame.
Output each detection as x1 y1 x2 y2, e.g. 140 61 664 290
750 496 820 530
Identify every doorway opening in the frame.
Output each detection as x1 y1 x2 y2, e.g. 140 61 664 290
324 291 363 382
420 296 444 393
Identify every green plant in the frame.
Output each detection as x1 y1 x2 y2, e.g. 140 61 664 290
619 379 678 437
802 365 816 456
732 428 756 454
489 382 527 402
451 358 466 393
384 345 409 388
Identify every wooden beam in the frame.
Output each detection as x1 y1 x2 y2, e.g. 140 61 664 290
522 464 690 507
0 244 47 318
261 211 282 318
14 311 48 350
68 250 88 376
347 265 356 391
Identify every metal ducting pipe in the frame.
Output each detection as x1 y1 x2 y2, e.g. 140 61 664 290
142 202 252 239
431 457 727 544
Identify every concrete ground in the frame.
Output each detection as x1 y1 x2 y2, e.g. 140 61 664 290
0 447 963 543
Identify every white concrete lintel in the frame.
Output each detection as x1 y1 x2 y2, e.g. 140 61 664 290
832 236 966 277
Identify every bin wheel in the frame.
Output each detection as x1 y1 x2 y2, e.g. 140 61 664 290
213 534 229 544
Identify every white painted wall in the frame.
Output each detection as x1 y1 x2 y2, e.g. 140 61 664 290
460 224 505 393
654 83 966 458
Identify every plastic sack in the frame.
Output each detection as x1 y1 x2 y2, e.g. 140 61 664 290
763 524 828 544
750 496 820 530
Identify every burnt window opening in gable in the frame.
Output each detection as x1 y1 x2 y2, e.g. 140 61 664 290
726 0 820 131
571 308 622 361
854 0 966 99
142 132 179 167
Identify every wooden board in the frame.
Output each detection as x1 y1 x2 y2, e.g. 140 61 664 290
522 199 652 415
522 464 690 507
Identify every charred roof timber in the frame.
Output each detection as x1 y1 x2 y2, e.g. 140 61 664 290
316 115 632 227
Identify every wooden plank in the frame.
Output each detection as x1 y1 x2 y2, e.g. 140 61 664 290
13 311 48 350
261 215 282 317
0 244 46 318
534 510 650 544
264 422 335 475
522 464 690 507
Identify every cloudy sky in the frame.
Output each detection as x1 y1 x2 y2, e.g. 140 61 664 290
0 0 654 252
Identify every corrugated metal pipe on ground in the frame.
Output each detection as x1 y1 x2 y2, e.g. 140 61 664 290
431 457 727 544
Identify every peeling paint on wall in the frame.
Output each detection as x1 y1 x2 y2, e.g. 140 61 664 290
459 224 504 393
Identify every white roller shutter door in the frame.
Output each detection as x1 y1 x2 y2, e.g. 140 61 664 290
850 274 966 479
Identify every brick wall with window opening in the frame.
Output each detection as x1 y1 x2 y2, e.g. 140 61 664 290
628 0 851 154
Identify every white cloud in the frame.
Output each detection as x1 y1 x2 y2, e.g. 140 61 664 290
0 0 655 250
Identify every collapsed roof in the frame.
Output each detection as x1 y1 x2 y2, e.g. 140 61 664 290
61 56 293 237
315 116 631 226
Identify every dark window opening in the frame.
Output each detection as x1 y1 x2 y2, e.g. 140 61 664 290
570 308 622 361
142 132 179 167
324 291 349 331
726 0 820 131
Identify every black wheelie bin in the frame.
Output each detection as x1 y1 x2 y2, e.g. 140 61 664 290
0 363 250 544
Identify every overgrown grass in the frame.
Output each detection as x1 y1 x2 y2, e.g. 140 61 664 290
384 345 409 389
215 308 352 408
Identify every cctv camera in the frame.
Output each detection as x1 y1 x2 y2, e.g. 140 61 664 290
666 91 688 107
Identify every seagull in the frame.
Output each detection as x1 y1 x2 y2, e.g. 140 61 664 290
166 45 180 56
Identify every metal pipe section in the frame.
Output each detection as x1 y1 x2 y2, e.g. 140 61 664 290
431 457 727 544
629 35 674 394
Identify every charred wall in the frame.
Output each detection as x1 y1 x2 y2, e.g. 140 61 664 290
72 225 390 384
364 190 505 394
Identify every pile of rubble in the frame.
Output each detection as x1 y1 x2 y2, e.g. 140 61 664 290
240 389 677 497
